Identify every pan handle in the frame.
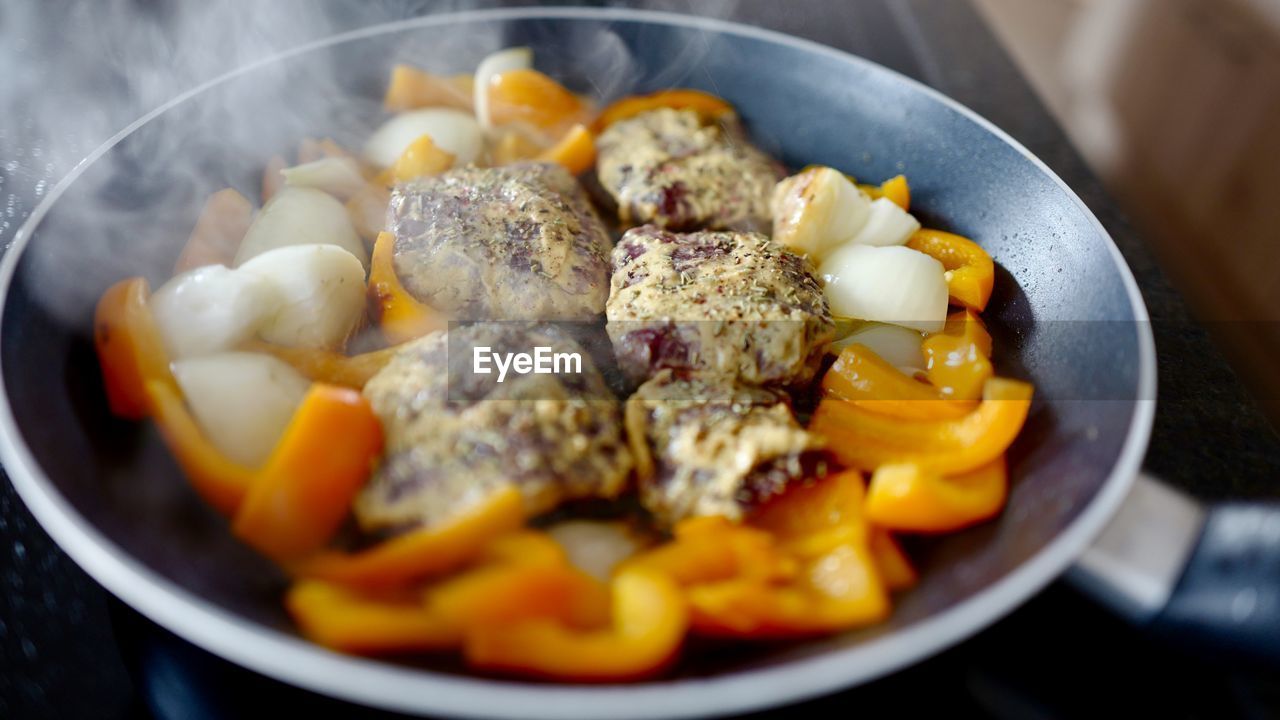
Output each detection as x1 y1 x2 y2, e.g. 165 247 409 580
1069 474 1280 664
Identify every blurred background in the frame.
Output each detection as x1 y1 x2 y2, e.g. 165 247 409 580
978 0 1280 422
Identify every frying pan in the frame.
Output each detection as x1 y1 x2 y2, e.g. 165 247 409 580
1 8 1276 719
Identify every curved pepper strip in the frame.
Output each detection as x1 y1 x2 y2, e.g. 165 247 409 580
906 229 995 311
866 455 1007 533
173 188 253 274
290 485 525 590
593 88 734 131
369 231 448 345
628 516 798 585
94 278 181 419
809 377 1033 474
287 531 604 655
144 380 256 514
239 340 401 389
464 566 688 681
922 310 994 402
488 69 591 138
286 581 461 654
822 343 978 421
536 123 596 175
232 385 383 561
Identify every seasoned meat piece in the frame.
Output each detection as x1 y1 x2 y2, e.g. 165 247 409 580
625 371 827 525
606 225 836 386
355 323 632 532
595 108 782 231
388 163 611 320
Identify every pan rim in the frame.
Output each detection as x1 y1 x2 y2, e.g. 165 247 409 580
0 6 1156 719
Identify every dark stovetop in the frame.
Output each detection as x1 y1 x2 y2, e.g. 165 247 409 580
2 1 1279 719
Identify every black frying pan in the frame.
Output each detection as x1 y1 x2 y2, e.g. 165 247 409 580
1 8 1275 719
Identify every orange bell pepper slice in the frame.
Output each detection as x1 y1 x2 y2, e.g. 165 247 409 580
906 229 995 311
809 377 1033 474
487 69 591 137
593 88 735 131
383 134 454 185
431 561 611 632
822 343 978 420
144 380 257 514
232 385 383 561
286 580 461 654
261 155 286 203
536 123 596 175
627 516 798 585
383 65 473 111
464 567 688 681
685 540 889 637
173 188 253 273
93 278 180 419
866 456 1008 533
689 470 890 637
858 174 911 211
922 310 994 402
369 231 448 344
291 485 525 589
239 341 401 389
868 527 917 590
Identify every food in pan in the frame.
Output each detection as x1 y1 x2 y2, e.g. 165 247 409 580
92 47 1031 681
605 224 834 387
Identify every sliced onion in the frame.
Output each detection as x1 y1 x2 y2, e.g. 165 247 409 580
849 196 921 247
820 244 948 333
171 352 311 467
771 167 871 261
149 264 271 360
237 244 367 350
234 187 368 269
280 157 368 200
473 46 533 130
362 109 483 168
830 321 926 372
546 520 647 582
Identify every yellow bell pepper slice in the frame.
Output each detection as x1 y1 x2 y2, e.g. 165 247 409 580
488 69 591 138
383 134 454 185
868 527 917 590
231 384 384 561
464 567 688 681
858 174 911 211
593 88 734 131
627 516 798 586
866 456 1008 533
383 65 473 111
822 343 978 420
923 310 994 402
906 229 995 311
291 485 525 589
369 231 448 345
809 377 1033 474
536 123 596 175
286 581 461 654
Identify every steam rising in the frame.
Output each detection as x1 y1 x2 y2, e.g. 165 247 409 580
0 1 745 327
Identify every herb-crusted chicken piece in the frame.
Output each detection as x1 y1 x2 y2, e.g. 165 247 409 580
625 371 828 525
605 225 835 387
355 324 632 532
595 108 782 232
388 162 612 321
